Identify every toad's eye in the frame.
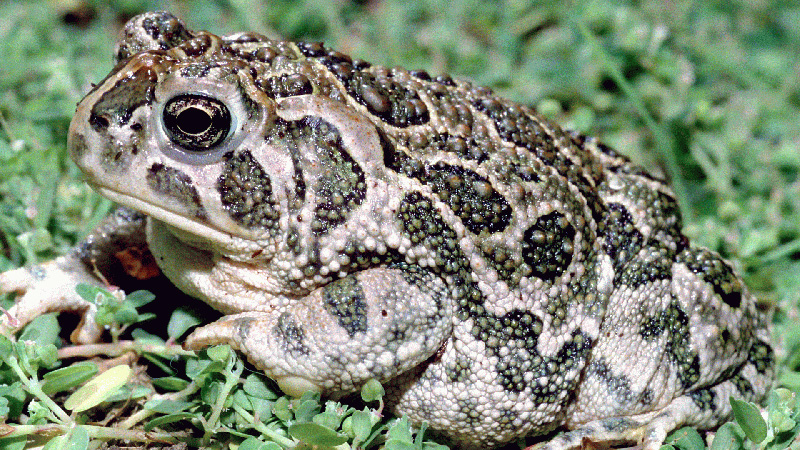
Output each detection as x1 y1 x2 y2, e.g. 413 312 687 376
163 94 231 150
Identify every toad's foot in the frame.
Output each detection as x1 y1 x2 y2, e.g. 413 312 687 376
0 255 102 343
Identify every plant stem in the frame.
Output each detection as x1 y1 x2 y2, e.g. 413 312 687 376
7 356 73 424
231 403 296 448
57 341 195 360
118 379 201 429
203 357 244 441
0 423 193 444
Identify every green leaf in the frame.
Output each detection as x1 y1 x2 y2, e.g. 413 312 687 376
42 435 68 450
414 421 428 446
710 423 743 450
136 312 157 322
27 400 50 424
293 397 321 423
112 302 139 325
351 409 376 441
665 427 705 450
273 396 292 422
126 290 156 307
42 426 89 450
730 397 768 443
0 383 26 418
105 385 152 403
65 426 89 450
64 364 131 412
34 343 58 369
232 389 252 411
361 378 385 403
42 362 98 395
387 416 414 442
0 435 26 450
384 439 417 450
19 313 59 347
16 228 52 253
144 412 196 431
238 437 282 450
238 437 265 450
201 380 224 405
289 422 348 446
250 397 272 420
152 377 190 391
167 307 202 340
187 357 225 378
144 399 195 414
74 283 111 305
243 374 278 400
313 401 348 430
422 443 451 450
0 335 12 360
206 345 232 363
131 328 166 346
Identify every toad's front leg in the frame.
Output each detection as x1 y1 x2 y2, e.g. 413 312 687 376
185 264 453 396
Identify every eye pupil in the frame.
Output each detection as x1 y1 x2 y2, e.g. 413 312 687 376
163 94 231 151
176 107 212 135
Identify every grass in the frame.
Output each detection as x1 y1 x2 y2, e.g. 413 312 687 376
0 0 799 449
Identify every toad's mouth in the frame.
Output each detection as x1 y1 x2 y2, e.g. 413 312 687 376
95 185 237 248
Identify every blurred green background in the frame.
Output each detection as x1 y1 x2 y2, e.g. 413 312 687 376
0 0 798 443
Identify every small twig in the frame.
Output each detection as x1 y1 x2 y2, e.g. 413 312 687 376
96 352 137 373
0 423 191 444
57 340 195 360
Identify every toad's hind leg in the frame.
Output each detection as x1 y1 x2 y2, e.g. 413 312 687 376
533 338 774 450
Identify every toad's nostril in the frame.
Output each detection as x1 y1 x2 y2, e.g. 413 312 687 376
89 113 110 131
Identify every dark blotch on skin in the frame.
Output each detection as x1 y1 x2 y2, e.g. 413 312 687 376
307 43 428 127
257 73 313 98
141 12 191 48
613 242 674 288
322 275 368 338
680 248 743 308
266 119 307 212
730 373 754 397
425 162 512 234
748 340 775 375
90 65 157 131
267 117 364 233
146 163 207 219
522 211 576 280
116 11 193 61
590 359 638 405
274 312 309 355
302 117 367 234
396 191 594 396
383 139 512 234
639 298 701 389
216 150 281 230
601 203 644 269
69 132 88 160
688 387 717 411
